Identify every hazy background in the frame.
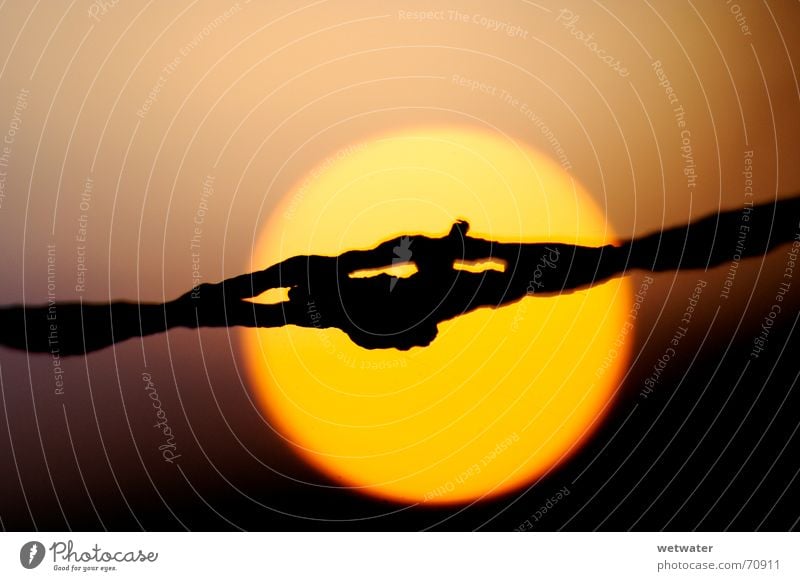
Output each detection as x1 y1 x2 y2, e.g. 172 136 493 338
1 0 799 530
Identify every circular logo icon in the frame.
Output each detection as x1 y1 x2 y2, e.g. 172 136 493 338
20 541 45 569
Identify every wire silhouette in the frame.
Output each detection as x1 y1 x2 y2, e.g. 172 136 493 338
1 195 798 356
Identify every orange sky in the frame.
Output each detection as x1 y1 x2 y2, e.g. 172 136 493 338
1 0 799 524
1 1 798 305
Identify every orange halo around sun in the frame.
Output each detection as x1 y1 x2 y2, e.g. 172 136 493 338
242 126 632 505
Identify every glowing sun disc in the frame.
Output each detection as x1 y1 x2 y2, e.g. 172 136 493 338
242 126 632 505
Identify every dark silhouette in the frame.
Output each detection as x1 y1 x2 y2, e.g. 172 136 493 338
2 196 799 356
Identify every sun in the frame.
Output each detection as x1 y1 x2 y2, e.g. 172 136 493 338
242 126 632 505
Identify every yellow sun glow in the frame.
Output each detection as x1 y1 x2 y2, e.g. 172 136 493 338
243 127 632 505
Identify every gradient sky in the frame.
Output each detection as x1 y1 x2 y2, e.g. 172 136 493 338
1 0 799 530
